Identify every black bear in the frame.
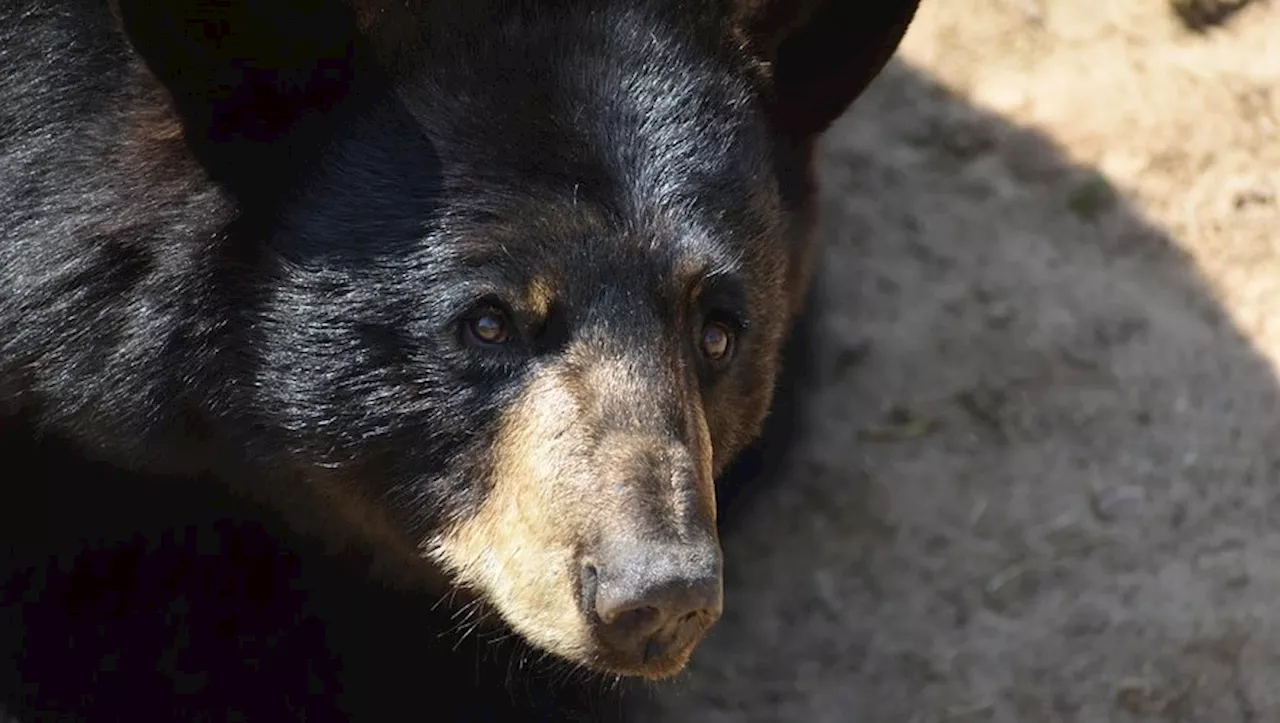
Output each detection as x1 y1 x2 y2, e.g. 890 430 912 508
0 0 919 720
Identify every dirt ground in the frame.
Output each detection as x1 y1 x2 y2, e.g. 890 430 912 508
638 1 1280 721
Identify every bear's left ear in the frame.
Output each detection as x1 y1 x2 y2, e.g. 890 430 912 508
732 0 921 143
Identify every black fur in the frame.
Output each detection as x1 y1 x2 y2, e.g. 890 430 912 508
1 1 917 720
0 418 620 722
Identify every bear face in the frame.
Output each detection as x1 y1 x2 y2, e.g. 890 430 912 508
3 0 918 683
251 7 797 678
260 101 780 680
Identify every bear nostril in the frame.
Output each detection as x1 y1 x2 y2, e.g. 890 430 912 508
600 604 659 628
580 563 600 614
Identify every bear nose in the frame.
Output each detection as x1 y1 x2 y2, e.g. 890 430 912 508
582 539 723 661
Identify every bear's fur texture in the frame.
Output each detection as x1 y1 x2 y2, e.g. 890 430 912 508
0 1 919 720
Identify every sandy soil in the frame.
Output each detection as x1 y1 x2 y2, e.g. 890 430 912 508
639 1 1280 721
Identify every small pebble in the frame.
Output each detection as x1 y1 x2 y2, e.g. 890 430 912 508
1091 485 1147 522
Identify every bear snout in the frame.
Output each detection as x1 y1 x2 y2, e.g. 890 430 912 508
579 535 723 678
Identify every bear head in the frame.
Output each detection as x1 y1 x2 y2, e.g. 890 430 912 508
66 0 922 680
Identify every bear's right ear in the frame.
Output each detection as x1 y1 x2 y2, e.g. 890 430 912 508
111 0 370 193
731 0 921 144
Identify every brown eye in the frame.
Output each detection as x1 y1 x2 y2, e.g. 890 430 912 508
463 308 510 346
700 320 734 362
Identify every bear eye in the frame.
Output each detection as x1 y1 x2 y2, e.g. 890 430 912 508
700 319 735 363
461 306 511 348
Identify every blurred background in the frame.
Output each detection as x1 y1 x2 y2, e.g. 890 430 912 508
642 0 1280 720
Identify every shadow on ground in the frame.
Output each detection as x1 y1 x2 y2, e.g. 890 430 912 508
635 58 1280 723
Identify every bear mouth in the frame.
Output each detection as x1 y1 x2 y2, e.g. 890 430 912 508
584 607 720 680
